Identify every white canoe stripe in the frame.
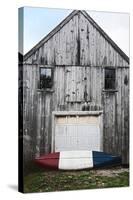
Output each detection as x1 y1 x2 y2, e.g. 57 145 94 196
59 151 93 170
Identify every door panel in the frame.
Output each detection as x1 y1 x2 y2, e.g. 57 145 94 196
55 115 101 152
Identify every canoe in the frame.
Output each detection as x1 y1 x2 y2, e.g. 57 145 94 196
34 150 121 170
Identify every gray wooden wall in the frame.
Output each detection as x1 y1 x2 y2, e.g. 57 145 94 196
23 11 129 164
23 64 129 164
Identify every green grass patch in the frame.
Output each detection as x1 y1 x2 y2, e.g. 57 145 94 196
24 168 129 193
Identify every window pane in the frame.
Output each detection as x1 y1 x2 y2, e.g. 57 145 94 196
40 68 52 89
40 68 46 75
46 68 51 77
105 69 115 79
105 69 115 90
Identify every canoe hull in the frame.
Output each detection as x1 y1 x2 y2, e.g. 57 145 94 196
34 151 121 170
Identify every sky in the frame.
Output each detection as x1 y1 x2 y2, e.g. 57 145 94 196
21 7 129 56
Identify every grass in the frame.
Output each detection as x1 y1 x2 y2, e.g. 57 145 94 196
24 165 129 193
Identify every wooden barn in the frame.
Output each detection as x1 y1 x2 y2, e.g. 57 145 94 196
20 10 129 166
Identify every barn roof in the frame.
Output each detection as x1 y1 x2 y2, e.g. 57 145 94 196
24 10 129 63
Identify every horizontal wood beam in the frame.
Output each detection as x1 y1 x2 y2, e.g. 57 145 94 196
23 63 129 68
52 111 103 116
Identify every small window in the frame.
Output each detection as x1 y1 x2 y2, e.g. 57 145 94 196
40 67 53 89
105 68 115 90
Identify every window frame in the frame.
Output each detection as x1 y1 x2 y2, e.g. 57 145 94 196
39 66 53 90
104 67 116 91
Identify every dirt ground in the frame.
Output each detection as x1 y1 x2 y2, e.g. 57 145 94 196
91 167 129 177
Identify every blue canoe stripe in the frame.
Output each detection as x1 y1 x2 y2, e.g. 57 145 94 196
92 151 122 168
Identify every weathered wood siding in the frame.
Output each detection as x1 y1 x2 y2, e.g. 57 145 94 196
23 11 129 164
23 64 129 164
103 67 129 164
24 12 128 67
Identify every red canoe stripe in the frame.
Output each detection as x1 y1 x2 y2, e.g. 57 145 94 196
35 152 60 169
